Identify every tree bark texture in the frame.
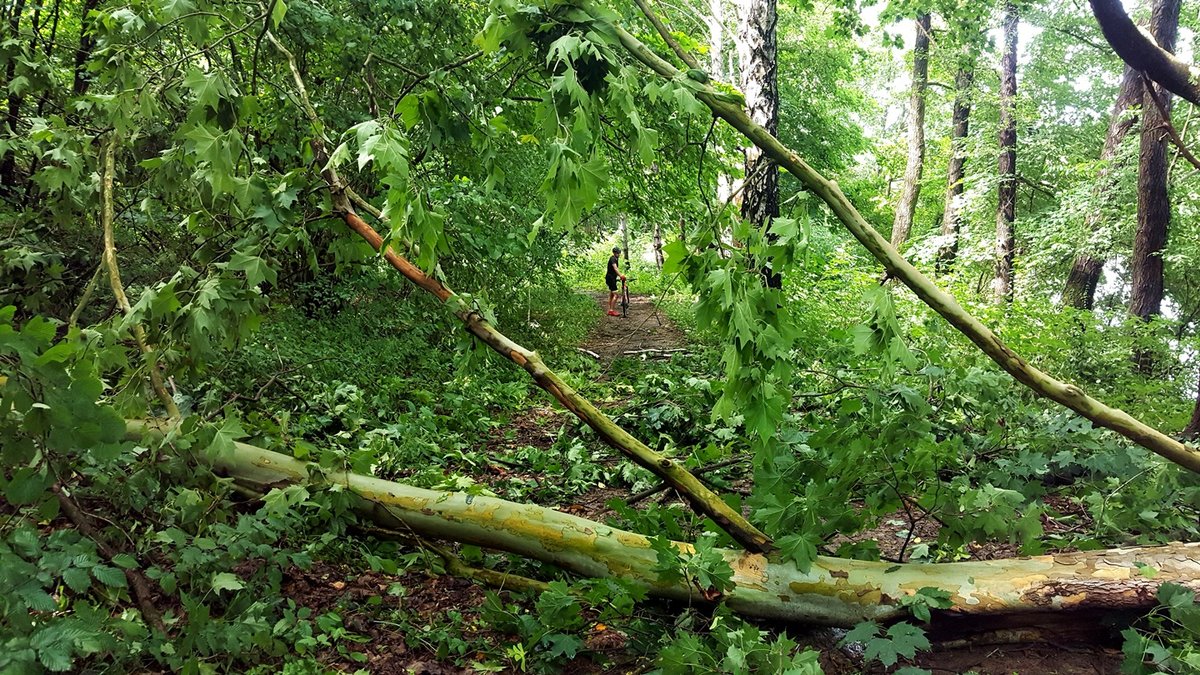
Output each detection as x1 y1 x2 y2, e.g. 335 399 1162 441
1184 372 1200 439
1129 0 1180 324
937 53 975 273
736 0 781 288
653 219 664 268
0 0 26 190
1062 67 1142 310
708 0 736 205
891 13 931 249
611 15 1200 473
265 30 773 553
1089 0 1200 106
129 420 1200 628
71 0 99 96
619 212 630 266
1130 0 1180 375
993 2 1018 302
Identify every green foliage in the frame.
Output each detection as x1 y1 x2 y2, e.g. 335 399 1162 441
655 607 823 674
6 0 1200 670
650 533 735 596
840 620 931 672
1122 583 1200 674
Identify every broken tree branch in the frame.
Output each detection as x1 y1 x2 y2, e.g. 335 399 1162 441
605 7 1200 475
264 30 771 553
99 136 180 420
1146 82 1200 171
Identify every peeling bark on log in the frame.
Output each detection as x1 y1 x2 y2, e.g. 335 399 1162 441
129 420 1200 628
607 11 1200 475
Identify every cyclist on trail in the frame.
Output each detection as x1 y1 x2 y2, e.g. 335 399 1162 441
606 246 625 317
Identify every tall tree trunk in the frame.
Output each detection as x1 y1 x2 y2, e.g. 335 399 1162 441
1129 0 1179 322
71 0 100 96
937 50 976 273
1062 67 1142 310
0 0 27 192
708 0 735 204
736 0 780 288
993 1 1018 302
1062 255 1105 310
619 213 630 266
1184 372 1200 440
891 13 931 249
653 220 664 268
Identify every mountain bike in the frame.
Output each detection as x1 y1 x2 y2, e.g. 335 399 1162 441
620 277 631 318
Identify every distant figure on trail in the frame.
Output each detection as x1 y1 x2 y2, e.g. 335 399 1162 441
606 246 625 317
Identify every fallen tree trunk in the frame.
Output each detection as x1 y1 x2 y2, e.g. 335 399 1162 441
129 420 1200 627
605 9 1200 475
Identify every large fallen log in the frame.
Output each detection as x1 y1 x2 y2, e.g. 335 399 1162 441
129 420 1200 627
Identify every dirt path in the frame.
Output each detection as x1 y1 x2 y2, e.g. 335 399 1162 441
580 292 686 362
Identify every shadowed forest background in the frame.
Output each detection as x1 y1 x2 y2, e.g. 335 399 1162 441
7 0 1200 672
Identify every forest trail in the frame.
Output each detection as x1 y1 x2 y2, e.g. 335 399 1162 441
579 292 687 362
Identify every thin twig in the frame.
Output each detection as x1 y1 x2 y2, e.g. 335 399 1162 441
68 262 103 328
1146 81 1200 171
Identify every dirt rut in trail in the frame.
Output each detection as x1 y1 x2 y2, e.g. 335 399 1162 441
580 292 686 362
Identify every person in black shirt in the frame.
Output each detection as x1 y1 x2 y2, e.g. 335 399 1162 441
605 247 625 316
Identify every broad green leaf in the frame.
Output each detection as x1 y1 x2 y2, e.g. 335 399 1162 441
211 572 244 592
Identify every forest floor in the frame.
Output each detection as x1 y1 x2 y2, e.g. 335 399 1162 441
273 292 1125 674
578 292 687 362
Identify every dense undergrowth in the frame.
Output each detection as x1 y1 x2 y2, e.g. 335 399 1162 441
5 243 1200 673
5 0 1200 670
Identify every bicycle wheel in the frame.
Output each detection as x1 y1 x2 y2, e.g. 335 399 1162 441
621 282 630 317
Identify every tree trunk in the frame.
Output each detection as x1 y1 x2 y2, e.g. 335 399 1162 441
653 220 664 268
736 0 781 288
1184 372 1200 439
1129 0 1179 322
619 213 630 266
993 1 1018 302
1089 0 1200 106
0 0 27 191
1130 0 1179 374
71 0 100 96
891 13 931 249
1062 66 1141 310
937 51 976 274
1062 255 1104 310
131 420 1200 628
